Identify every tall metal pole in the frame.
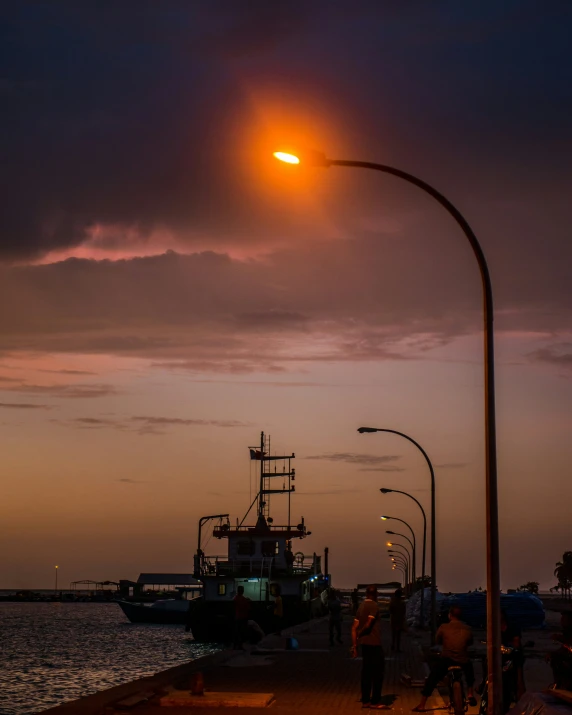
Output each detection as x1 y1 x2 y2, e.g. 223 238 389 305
276 150 501 715
380 488 427 629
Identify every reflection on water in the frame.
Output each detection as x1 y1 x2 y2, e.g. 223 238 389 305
0 603 218 715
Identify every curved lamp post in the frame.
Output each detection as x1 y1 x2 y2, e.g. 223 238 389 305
382 516 416 588
273 148 501 715
387 529 415 586
390 555 408 582
391 562 407 586
363 428 436 640
381 488 428 631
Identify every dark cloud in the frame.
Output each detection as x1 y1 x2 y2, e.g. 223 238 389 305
1 2 571 261
39 369 97 375
304 452 401 467
435 462 469 469
56 414 251 435
2 383 119 399
529 345 572 370
131 416 250 428
0 402 52 410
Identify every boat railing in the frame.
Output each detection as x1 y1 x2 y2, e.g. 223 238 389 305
201 553 318 578
213 524 307 537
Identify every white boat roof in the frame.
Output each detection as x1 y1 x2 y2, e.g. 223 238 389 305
136 573 201 586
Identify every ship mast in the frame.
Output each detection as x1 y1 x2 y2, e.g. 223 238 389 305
253 431 295 525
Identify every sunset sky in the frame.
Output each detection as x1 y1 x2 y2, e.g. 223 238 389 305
1 1 571 592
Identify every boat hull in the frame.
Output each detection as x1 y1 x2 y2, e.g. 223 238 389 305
117 600 189 625
185 596 317 643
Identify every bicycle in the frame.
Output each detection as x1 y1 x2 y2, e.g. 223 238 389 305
477 640 533 715
446 663 468 715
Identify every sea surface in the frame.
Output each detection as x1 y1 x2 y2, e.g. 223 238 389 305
0 603 219 715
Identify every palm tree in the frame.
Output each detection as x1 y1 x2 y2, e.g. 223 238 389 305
554 551 572 600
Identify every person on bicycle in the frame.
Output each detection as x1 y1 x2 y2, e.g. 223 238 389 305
413 606 477 712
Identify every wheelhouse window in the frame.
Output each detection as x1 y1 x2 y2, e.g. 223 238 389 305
236 540 255 556
261 541 279 557
217 584 227 596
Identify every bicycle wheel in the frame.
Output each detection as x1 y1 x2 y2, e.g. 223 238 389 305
452 680 465 715
478 684 488 715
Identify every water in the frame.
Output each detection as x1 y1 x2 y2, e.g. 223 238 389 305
0 603 219 715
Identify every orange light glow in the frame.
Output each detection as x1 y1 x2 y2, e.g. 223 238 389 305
387 542 393 546
273 151 300 164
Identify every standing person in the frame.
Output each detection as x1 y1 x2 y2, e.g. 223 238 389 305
351 584 388 709
233 585 250 649
547 610 572 691
328 588 343 646
389 588 407 653
500 610 524 707
413 606 476 712
272 584 283 635
351 588 359 616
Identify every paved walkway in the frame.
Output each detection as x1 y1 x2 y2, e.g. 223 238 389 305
107 616 432 715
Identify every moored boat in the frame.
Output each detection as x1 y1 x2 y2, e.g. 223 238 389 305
186 431 329 642
117 599 190 625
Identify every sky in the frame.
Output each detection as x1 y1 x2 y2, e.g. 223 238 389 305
1 1 572 592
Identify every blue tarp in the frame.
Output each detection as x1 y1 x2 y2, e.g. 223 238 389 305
440 592 545 629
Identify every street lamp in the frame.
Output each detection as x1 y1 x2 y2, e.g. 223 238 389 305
55 565 59 594
381 516 417 589
380 487 428 631
273 148 501 715
363 428 436 640
390 555 408 585
388 546 411 580
388 546 411 588
386 530 415 587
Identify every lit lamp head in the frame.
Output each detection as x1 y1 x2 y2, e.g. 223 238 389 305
380 516 389 521
387 542 393 547
273 148 329 168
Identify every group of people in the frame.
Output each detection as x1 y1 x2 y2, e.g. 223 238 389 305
234 580 572 710
351 584 572 712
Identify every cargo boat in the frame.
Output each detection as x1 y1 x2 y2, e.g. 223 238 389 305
186 431 328 642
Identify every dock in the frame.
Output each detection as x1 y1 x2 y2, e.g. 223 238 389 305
42 616 437 715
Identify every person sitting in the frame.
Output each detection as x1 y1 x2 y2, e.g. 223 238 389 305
413 606 476 712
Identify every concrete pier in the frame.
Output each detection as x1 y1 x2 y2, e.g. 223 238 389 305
41 616 433 715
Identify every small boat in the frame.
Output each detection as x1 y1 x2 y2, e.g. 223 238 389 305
117 599 190 625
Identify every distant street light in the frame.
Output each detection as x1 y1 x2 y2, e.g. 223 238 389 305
388 546 411 587
55 565 59 594
274 148 501 715
389 554 408 585
381 516 417 589
380 487 428 631
387 530 416 586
